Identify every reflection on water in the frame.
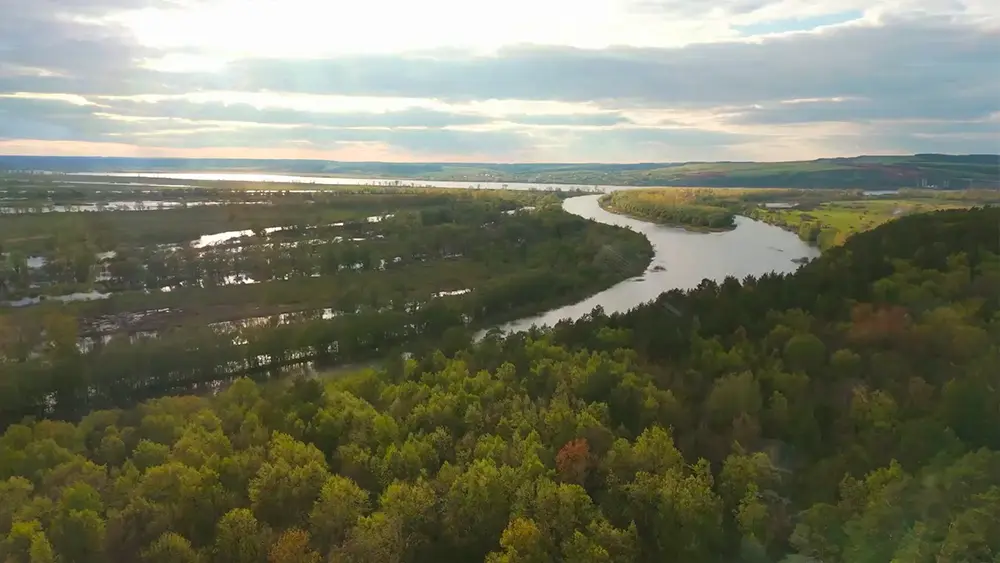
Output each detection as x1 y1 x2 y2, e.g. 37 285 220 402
489 195 820 333
193 226 288 248
3 290 112 308
0 201 236 214
433 288 472 298
54 180 201 188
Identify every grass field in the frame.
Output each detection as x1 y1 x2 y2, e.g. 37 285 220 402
747 194 996 249
754 198 967 231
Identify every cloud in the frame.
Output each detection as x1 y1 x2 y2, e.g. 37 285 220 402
0 0 997 160
89 98 635 128
0 97 113 141
0 94 749 161
205 16 997 109
104 101 495 128
0 0 146 72
124 126 535 158
732 92 999 125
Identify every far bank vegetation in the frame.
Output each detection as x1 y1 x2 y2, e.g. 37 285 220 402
599 189 736 231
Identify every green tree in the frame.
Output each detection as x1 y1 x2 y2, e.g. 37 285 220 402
143 532 201 563
212 508 267 563
783 334 827 374
308 476 369 554
485 518 549 563
706 372 763 426
249 434 330 529
49 507 106 563
268 529 319 563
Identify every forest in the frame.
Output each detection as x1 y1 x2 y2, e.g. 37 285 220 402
1 191 998 562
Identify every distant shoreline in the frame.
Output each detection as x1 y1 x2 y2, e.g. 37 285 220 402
3 153 998 190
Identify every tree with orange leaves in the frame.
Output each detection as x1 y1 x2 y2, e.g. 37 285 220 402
555 439 592 485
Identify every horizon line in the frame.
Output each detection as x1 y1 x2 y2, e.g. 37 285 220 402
1 153 997 167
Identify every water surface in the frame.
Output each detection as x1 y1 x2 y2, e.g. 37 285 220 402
490 195 819 333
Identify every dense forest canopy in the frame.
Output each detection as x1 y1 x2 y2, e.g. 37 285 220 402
1 201 998 562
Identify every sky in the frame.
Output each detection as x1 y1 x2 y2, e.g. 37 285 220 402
0 0 997 163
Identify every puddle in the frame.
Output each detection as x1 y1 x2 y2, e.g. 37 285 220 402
3 290 111 308
160 274 258 292
433 288 472 298
193 226 287 248
0 200 273 214
503 206 537 215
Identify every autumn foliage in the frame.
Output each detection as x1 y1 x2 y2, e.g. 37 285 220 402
555 439 592 485
847 303 912 345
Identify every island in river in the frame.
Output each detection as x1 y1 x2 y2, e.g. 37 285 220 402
598 191 736 232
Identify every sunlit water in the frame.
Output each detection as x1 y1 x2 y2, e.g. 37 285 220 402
5 290 112 308
0 200 253 214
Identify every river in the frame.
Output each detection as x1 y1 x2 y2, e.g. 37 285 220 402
489 194 819 333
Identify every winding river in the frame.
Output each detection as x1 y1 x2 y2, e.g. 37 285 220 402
489 194 819 333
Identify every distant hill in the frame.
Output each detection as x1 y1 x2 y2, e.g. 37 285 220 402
1 154 996 189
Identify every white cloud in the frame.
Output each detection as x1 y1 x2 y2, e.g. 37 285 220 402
0 92 102 106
